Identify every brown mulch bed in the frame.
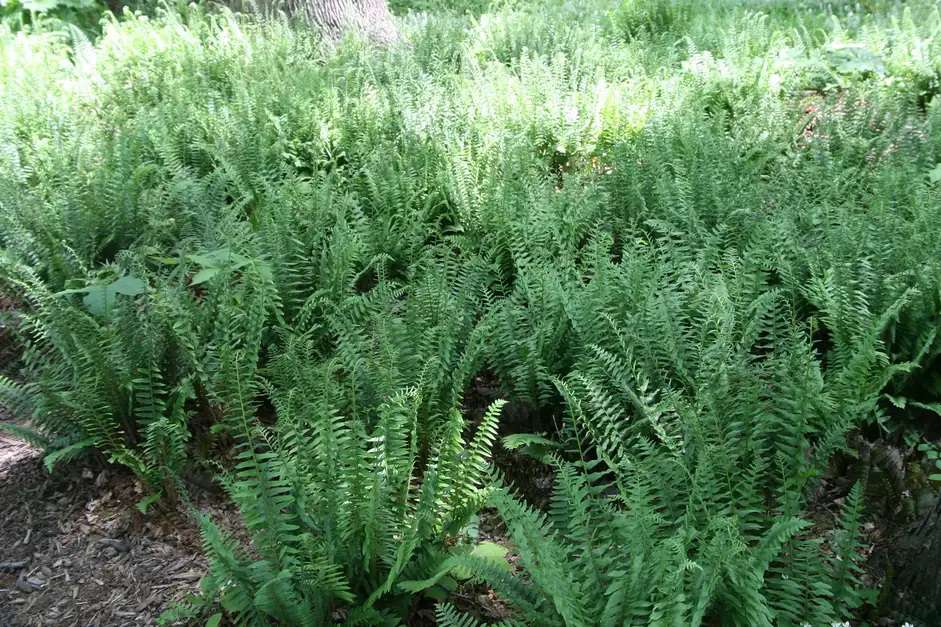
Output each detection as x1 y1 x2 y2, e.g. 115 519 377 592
0 429 235 626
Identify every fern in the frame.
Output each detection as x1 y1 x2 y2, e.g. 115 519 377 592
191 335 507 622
4 3 940 624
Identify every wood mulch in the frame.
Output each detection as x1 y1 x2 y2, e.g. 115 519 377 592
0 426 237 626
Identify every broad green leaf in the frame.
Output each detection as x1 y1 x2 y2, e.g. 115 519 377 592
82 287 109 317
825 44 885 76
191 267 221 286
79 275 147 317
188 248 252 285
452 542 510 579
189 248 250 270
110 275 147 296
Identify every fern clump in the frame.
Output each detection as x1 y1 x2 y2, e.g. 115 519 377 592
184 340 506 624
3 0 941 624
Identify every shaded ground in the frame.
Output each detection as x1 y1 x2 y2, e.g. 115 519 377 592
0 427 236 626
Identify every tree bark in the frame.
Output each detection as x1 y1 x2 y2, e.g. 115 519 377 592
889 490 941 624
283 0 399 44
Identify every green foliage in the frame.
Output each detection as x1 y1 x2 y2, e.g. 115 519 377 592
435 601 520 627
918 442 941 482
389 0 497 16
469 284 890 623
1 0 105 34
3 0 941 623
187 343 507 624
611 0 688 39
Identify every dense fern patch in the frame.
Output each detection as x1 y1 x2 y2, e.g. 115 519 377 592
2 0 941 624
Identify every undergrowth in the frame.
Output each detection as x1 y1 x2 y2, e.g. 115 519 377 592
2 0 941 624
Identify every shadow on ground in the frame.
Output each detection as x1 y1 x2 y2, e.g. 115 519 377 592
0 427 231 626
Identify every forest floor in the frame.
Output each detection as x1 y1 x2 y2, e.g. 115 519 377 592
0 423 239 626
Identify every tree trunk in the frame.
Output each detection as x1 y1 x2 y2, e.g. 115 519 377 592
285 0 399 44
889 490 941 624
